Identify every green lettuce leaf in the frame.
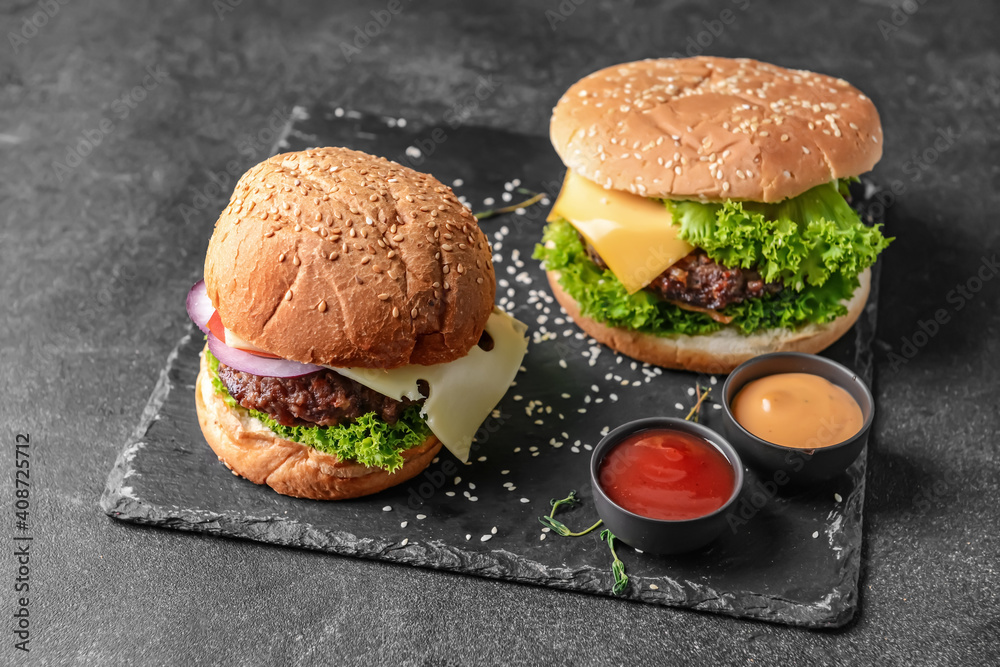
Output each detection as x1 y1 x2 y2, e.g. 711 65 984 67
665 180 890 291
206 348 430 472
533 217 858 337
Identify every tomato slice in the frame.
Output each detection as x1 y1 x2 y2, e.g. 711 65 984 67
205 310 282 359
206 310 226 343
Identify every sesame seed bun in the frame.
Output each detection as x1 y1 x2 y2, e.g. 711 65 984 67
550 57 882 202
204 147 495 369
546 268 870 375
195 349 442 500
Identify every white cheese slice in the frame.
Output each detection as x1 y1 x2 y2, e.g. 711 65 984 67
224 327 272 354
330 308 528 462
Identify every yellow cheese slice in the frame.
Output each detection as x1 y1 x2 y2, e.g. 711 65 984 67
548 171 693 294
330 309 528 462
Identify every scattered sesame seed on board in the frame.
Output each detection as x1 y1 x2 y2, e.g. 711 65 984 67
401 538 408 546
520 498 530 504
416 514 426 520
400 521 407 528
382 506 391 512
675 403 684 410
465 534 471 541
812 531 820 538
834 493 843 503
481 534 493 542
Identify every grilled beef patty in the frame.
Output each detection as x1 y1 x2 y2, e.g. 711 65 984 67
584 242 781 310
218 364 421 428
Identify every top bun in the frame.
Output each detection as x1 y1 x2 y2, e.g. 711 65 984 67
550 57 882 202
204 147 495 369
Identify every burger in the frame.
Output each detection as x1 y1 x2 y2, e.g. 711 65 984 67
536 57 891 373
186 147 528 500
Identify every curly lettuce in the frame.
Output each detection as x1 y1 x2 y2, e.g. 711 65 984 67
534 218 855 336
206 349 430 472
666 180 890 291
534 178 889 338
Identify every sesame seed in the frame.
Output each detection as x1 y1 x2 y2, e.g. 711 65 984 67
392 306 399 318
378 293 390 301
284 290 293 301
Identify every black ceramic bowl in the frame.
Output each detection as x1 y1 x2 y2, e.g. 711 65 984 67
719 352 874 488
589 418 744 555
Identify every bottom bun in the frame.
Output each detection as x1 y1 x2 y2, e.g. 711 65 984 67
547 268 870 375
195 350 441 500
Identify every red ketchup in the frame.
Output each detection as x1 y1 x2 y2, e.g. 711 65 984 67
598 429 736 521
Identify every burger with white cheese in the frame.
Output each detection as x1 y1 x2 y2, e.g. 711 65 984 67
536 57 891 373
187 147 527 500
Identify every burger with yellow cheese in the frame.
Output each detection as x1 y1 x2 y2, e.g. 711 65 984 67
536 57 891 373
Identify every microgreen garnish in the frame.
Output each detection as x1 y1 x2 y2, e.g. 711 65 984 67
685 384 712 422
600 529 629 595
474 190 545 220
537 491 627 594
538 491 603 537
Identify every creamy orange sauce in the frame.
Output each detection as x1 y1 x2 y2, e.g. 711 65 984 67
731 373 863 449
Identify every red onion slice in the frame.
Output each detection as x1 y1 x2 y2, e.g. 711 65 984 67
207 332 322 378
186 280 214 335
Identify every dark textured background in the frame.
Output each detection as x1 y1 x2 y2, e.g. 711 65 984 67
2 0 998 665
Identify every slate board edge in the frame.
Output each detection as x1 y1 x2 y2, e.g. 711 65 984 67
99 319 869 629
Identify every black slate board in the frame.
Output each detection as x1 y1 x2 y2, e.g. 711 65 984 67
101 105 882 628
